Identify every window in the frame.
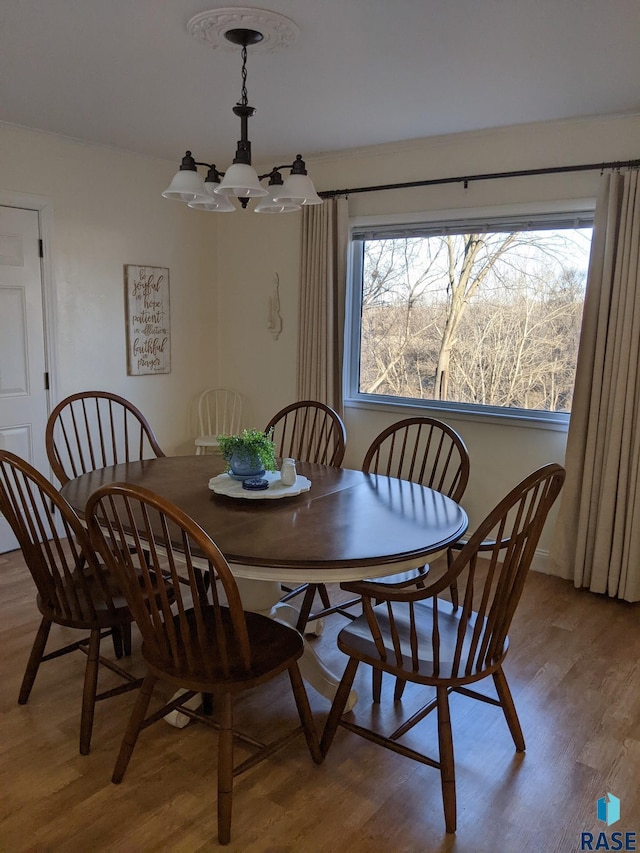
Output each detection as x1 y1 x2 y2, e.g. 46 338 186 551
347 209 594 424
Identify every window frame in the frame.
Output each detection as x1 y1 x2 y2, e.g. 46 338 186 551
344 200 596 430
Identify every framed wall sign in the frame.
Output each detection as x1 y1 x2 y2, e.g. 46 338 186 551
124 264 171 375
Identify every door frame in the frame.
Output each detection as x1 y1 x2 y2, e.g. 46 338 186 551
0 189 58 422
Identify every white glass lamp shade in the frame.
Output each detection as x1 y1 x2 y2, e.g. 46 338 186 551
254 184 301 213
162 168 206 202
214 163 268 198
273 173 322 205
188 189 236 212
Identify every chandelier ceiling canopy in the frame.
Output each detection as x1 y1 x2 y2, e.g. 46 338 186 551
162 8 322 214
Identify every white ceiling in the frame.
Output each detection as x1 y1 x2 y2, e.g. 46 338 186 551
1 0 639 171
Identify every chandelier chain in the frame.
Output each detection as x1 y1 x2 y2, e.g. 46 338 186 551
240 44 248 107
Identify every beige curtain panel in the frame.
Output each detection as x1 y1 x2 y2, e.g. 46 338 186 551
296 198 349 418
551 169 640 601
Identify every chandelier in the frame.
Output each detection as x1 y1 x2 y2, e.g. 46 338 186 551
162 14 322 214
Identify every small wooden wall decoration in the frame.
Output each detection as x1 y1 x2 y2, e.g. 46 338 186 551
125 264 171 375
267 272 283 340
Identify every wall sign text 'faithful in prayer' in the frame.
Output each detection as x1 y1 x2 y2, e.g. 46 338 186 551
125 265 171 375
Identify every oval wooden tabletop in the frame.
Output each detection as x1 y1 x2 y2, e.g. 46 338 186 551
61 455 468 582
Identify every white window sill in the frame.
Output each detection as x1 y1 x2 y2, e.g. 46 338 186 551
344 395 570 433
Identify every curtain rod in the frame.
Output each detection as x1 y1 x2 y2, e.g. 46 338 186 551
319 158 640 199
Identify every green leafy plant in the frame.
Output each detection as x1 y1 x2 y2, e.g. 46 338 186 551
216 428 278 472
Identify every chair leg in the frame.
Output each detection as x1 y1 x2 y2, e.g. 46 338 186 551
112 672 157 783
122 622 132 656
18 617 52 704
79 628 101 755
393 677 407 702
320 657 359 757
493 667 525 752
295 584 318 633
111 626 124 659
279 582 307 603
218 692 234 846
318 584 331 610
371 667 406 703
202 692 214 715
372 668 383 703
436 686 456 833
447 549 459 611
288 663 322 764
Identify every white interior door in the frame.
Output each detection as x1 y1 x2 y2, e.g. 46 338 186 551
0 205 49 552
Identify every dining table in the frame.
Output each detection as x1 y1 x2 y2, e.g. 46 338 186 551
61 454 468 712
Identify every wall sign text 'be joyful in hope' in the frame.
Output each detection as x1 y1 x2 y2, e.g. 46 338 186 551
125 264 171 375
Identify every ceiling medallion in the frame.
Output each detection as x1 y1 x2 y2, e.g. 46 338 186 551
162 13 320 212
187 7 300 53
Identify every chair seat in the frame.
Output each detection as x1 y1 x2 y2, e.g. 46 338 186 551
195 435 220 447
36 562 167 631
337 599 509 684
142 607 304 689
36 568 132 630
364 564 430 588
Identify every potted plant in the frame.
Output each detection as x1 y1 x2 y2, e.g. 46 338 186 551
216 428 278 480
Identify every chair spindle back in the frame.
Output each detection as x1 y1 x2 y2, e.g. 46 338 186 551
198 388 242 439
265 401 346 467
87 482 253 681
0 450 114 625
362 417 469 502
46 391 165 485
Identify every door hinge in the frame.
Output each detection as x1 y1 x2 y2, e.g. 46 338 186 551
44 372 50 390
38 239 44 258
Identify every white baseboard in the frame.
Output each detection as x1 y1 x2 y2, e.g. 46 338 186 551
529 548 552 574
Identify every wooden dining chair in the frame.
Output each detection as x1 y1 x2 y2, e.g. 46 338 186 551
265 400 348 632
45 390 165 485
320 463 565 834
86 481 322 847
362 416 470 700
0 450 142 755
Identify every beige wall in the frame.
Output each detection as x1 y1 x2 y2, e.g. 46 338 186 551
2 114 638 559
215 211 302 428
216 114 640 558
0 123 218 455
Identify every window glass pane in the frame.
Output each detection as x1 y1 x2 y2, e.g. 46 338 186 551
357 226 593 414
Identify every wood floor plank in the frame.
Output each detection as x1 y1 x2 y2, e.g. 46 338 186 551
2 547 640 851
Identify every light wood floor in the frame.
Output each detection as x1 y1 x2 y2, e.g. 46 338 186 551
1 548 640 853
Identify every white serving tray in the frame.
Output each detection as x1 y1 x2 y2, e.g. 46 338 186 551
208 471 311 500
